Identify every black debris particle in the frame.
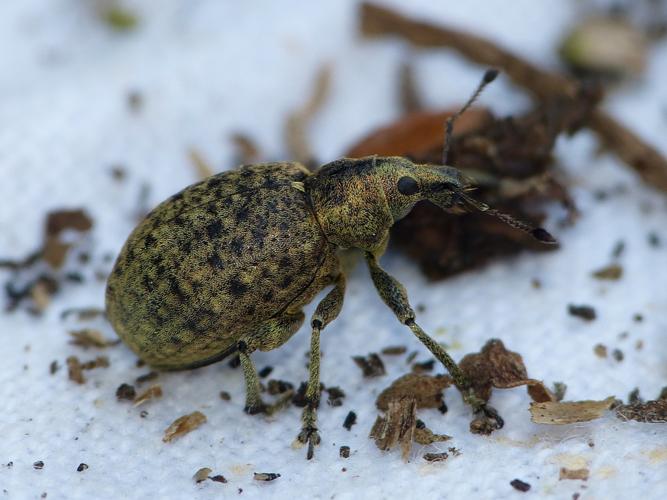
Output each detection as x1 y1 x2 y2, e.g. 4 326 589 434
611 240 625 259
116 383 136 401
126 90 143 113
210 475 228 484
352 353 386 377
405 351 418 364
510 479 531 492
648 232 661 247
49 360 59 375
568 304 597 321
219 391 231 401
140 410 148 418
423 452 448 462
253 472 280 482
628 388 643 404
326 386 346 407
33 461 44 470
76 463 88 472
612 348 624 362
633 313 644 323
343 411 357 430
258 366 273 378
340 446 350 458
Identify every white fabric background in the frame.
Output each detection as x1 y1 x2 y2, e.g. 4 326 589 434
1 1 666 499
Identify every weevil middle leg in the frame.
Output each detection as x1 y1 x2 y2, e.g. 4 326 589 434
364 252 503 429
238 312 305 414
296 273 346 459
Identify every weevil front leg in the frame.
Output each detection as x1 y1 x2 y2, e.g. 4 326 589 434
296 274 346 460
238 312 305 414
364 252 503 430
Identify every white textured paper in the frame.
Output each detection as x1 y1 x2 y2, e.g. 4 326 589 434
2 1 667 499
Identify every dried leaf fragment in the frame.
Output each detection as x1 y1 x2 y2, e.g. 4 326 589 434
194 467 212 483
414 422 451 445
568 304 597 321
592 263 623 280
116 383 136 401
352 353 386 377
67 356 85 384
163 411 207 443
69 329 118 348
615 400 667 423
134 385 163 407
376 373 451 411
559 467 589 481
530 397 615 424
253 472 280 482
423 452 448 462
459 339 555 403
369 398 417 461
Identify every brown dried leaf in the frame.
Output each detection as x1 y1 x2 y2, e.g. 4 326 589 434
459 339 555 403
414 424 451 445
592 263 623 280
67 356 85 384
559 467 590 481
369 398 417 461
193 467 212 483
163 411 207 443
376 373 451 411
530 397 615 424
352 353 386 377
45 209 93 236
133 385 163 407
69 329 118 348
615 399 667 423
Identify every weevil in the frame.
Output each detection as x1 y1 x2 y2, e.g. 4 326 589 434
105 69 556 459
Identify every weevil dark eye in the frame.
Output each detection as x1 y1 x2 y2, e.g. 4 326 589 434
397 176 419 195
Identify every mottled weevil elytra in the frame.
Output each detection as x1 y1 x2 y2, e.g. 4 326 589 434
105 69 556 459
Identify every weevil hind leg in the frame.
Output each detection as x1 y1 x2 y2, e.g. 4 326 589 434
238 312 305 415
295 273 346 460
364 252 503 431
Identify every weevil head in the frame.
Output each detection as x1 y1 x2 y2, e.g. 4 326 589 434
306 156 556 252
306 156 472 251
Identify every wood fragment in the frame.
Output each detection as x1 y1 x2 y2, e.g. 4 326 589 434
369 398 417 461
530 397 615 424
69 329 118 348
163 411 207 443
359 2 667 193
615 399 667 423
194 467 212 483
559 467 590 481
376 373 451 411
133 385 163 406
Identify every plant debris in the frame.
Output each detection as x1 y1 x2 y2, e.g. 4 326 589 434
411 359 435 373
352 353 386 377
284 64 331 169
2 209 93 314
219 391 231 401
98 0 139 31
376 373 451 411
530 397 616 424
340 446 350 458
33 461 44 470
413 420 451 445
230 132 261 165
133 385 163 407
267 379 294 395
568 304 597 321
163 411 207 443
510 479 531 492
615 399 667 423
458 339 556 403
370 398 417 461
343 411 357 431
423 452 449 463
559 467 590 481
594 344 608 358
116 383 136 401
69 329 119 348
76 463 88 472
381 345 407 355
592 263 623 280
253 472 281 482
326 386 346 407
194 467 212 484
66 355 109 384
210 475 228 484
359 2 667 194
49 361 59 375
135 371 159 385
612 348 624 362
258 366 273 378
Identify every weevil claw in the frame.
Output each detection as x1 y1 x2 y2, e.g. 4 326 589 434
297 426 321 460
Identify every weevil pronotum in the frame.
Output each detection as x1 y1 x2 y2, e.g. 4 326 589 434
106 69 556 459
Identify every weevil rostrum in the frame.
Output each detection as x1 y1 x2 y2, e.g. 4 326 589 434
105 70 556 459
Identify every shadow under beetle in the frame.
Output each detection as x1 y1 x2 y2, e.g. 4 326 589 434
106 70 555 459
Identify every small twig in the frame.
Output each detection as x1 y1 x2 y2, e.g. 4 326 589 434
360 2 667 193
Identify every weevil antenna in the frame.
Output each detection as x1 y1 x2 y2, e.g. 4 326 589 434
442 68 499 166
457 190 558 245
